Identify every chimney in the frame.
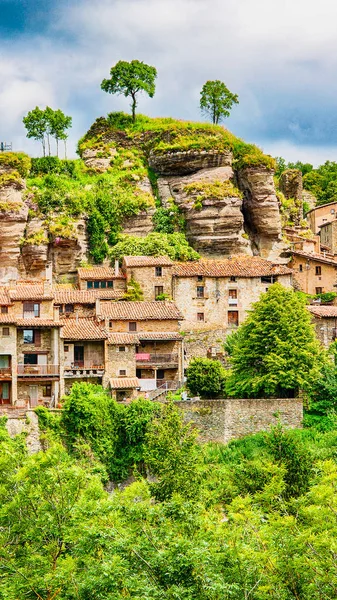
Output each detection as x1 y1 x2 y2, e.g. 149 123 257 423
45 262 53 284
53 305 60 323
43 280 52 296
115 259 119 277
95 298 101 318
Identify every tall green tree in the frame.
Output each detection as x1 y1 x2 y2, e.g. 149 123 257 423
22 106 48 156
49 108 72 158
101 60 157 122
226 283 322 398
200 80 239 124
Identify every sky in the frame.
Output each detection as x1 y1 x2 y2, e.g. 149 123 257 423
1 0 337 164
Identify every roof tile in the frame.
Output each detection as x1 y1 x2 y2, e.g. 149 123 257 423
54 289 124 304
172 257 293 278
108 333 140 345
110 377 140 389
291 250 337 267
123 255 173 267
307 306 337 318
137 332 182 341
101 301 183 321
77 267 125 280
61 318 108 340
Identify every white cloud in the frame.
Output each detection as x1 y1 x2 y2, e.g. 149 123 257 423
1 0 337 162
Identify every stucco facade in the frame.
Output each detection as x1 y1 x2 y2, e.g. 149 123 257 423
307 202 337 234
290 252 337 294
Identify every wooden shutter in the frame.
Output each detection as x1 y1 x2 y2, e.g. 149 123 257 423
34 330 41 347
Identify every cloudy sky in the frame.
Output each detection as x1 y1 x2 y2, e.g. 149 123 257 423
1 0 337 164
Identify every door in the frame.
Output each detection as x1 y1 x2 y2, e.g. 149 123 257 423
228 311 239 326
29 385 38 408
0 382 10 404
74 346 84 367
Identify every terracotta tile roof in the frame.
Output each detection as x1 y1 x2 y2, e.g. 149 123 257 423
16 319 62 327
172 257 293 278
123 255 173 267
138 332 183 341
8 283 54 301
54 289 124 304
0 289 11 305
306 201 337 215
101 301 183 321
110 377 140 389
307 306 337 318
61 318 108 340
0 315 17 324
77 267 125 280
108 333 140 345
291 250 337 267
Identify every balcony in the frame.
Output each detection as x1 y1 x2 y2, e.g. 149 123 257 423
64 363 105 378
136 353 179 365
18 365 60 377
0 368 12 379
228 298 238 306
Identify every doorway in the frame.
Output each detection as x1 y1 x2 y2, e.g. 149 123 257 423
29 385 38 408
74 346 84 367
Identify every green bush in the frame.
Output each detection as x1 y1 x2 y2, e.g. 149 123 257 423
110 231 199 261
186 357 228 398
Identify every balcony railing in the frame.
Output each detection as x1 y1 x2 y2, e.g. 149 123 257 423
23 311 39 320
228 297 238 305
136 353 179 364
64 364 105 378
0 368 11 378
18 365 60 377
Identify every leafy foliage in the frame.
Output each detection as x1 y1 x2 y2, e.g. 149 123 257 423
123 276 144 300
109 231 200 261
186 357 228 398
23 106 72 157
226 283 323 398
200 79 239 123
101 60 157 121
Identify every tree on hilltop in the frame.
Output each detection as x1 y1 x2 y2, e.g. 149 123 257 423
23 106 72 157
226 283 322 398
101 59 157 122
200 80 239 124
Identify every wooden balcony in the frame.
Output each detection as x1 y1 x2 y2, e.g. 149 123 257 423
0 368 12 379
18 365 60 377
136 353 179 365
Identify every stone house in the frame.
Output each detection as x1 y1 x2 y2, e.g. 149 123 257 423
319 220 337 255
77 265 126 292
307 202 337 234
54 288 124 318
290 250 337 295
122 255 173 300
307 305 337 347
99 301 184 394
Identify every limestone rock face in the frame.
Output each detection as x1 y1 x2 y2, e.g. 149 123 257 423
303 189 316 210
279 169 303 201
50 218 88 279
149 149 233 176
122 208 156 237
157 162 252 256
21 218 49 276
0 178 28 282
82 147 117 172
237 166 287 261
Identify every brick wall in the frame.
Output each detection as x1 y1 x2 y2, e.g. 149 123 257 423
173 398 303 443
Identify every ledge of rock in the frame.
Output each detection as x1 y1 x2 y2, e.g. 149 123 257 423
149 149 233 176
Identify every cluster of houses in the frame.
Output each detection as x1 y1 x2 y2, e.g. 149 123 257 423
2 199 337 408
0 255 293 407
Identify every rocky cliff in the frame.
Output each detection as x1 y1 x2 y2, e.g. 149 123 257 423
0 115 289 283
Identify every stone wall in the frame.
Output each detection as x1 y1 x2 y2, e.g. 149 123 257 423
5 410 41 453
174 397 303 443
127 265 173 300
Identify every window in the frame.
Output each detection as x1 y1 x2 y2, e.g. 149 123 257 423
101 280 106 288
129 322 137 332
2 327 9 337
23 329 34 344
109 320 113 329
229 289 237 299
65 304 74 313
94 281 99 289
87 281 93 289
261 276 277 284
1 306 8 314
315 287 323 294
228 311 239 326
157 369 165 380
331 209 335 214
230 276 236 282
315 266 322 275
24 354 38 365
23 302 40 318
119 369 126 376
1 382 9 401
118 346 126 352
155 266 162 277
299 264 303 272
197 286 204 298
155 285 164 298
64 345 69 352
42 384 52 397
107 281 114 288
197 312 204 321
197 275 203 282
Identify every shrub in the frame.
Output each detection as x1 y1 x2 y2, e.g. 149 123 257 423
186 358 228 398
